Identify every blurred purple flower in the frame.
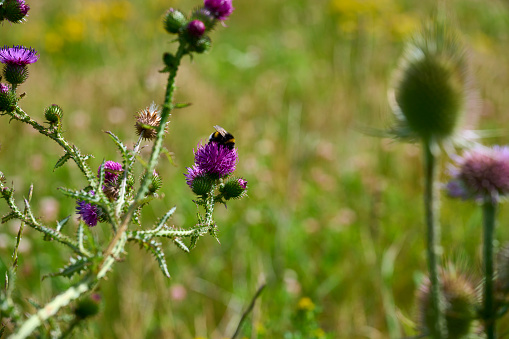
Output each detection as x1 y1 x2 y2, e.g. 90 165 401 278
76 191 99 227
447 146 509 202
0 45 39 65
0 83 9 94
204 0 234 20
98 161 123 182
194 141 237 177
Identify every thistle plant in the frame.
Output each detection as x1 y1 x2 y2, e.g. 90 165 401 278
0 0 245 338
446 146 509 338
389 19 470 339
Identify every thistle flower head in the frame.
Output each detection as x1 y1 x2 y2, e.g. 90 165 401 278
134 103 163 141
98 161 123 183
76 191 99 227
220 177 248 200
194 141 237 177
446 146 509 203
0 45 39 66
0 45 39 85
163 8 187 34
204 0 234 21
389 20 473 148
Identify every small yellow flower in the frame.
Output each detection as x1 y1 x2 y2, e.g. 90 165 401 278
297 297 315 311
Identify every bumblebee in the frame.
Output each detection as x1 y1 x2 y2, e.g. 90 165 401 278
208 125 235 150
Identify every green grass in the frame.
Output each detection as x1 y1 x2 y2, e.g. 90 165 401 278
2 0 509 337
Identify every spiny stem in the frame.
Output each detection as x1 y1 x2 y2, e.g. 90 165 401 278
483 199 497 339
423 141 447 338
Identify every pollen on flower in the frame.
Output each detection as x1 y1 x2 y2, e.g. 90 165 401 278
134 103 163 140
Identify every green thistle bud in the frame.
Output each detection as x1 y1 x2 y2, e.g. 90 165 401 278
390 20 469 143
191 8 216 31
191 175 213 196
141 170 162 194
74 294 101 320
3 0 30 24
0 83 16 112
163 8 187 34
418 269 478 339
192 36 212 54
44 104 63 124
220 177 247 200
1 186 13 199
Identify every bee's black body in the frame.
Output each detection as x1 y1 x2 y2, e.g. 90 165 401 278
208 125 235 150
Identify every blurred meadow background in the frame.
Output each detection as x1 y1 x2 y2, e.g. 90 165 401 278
2 0 509 338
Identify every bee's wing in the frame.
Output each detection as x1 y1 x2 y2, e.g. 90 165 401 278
213 125 228 137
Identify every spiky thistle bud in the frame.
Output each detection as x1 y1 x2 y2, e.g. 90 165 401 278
220 177 247 200
191 8 216 31
417 269 478 339
3 0 30 24
134 103 164 141
192 36 212 54
163 8 187 34
0 83 16 112
187 20 206 38
390 20 470 144
44 104 63 125
141 170 162 194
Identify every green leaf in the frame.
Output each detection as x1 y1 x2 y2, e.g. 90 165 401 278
174 103 192 109
161 147 177 167
54 152 72 171
55 215 71 232
43 257 90 280
173 238 189 253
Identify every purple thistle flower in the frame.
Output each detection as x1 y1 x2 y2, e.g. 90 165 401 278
98 161 123 182
447 146 509 202
194 141 237 177
184 164 206 188
187 20 206 37
76 191 99 227
0 45 39 66
204 0 234 21
0 83 9 94
17 0 30 16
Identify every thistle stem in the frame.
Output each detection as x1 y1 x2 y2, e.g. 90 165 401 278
483 199 497 339
423 141 447 338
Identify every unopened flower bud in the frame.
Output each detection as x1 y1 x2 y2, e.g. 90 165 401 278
418 269 478 338
187 20 206 38
141 170 162 194
192 36 212 54
191 8 216 31
163 8 187 34
0 83 16 112
44 104 63 124
390 22 468 143
220 177 247 200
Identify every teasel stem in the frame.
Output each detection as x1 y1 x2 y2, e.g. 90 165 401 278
423 140 447 338
483 199 497 339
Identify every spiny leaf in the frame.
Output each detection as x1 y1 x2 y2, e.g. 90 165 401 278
155 206 177 229
54 152 72 171
55 215 71 232
59 188 101 205
1 212 16 224
43 257 90 280
173 238 189 253
127 235 170 278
